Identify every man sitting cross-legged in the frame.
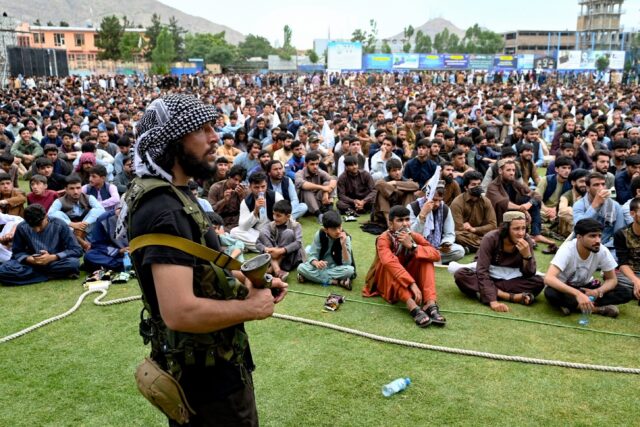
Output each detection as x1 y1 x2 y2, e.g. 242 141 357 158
0 204 83 286
453 211 544 312
544 218 632 318
363 205 446 327
257 200 305 281
297 211 355 290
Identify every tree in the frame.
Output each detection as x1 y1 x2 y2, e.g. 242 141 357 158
306 49 319 64
59 21 69 27
381 40 392 54
151 27 175 74
96 15 124 60
238 34 275 59
351 19 378 54
433 28 461 53
145 13 163 60
119 32 144 61
413 30 432 53
168 16 186 61
278 25 297 60
184 32 238 67
595 55 610 73
402 25 414 53
458 24 504 54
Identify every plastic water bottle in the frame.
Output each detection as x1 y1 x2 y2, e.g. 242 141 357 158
123 251 132 274
258 191 266 218
382 378 411 397
578 296 596 326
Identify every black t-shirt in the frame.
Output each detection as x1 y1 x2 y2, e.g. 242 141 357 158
129 186 249 403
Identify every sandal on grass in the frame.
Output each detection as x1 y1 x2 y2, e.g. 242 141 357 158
423 303 446 326
297 273 306 283
337 278 352 291
410 307 431 328
542 243 558 255
508 292 535 306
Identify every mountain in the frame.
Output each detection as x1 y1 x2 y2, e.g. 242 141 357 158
387 18 465 42
1 0 245 44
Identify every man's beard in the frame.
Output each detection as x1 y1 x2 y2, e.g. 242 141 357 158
575 186 587 197
176 144 216 181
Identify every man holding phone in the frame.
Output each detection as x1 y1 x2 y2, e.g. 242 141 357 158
408 181 465 265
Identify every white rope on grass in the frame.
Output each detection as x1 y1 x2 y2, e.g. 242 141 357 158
272 313 640 375
2 289 640 375
0 288 141 344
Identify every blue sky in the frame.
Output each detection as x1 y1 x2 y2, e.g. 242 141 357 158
158 0 640 49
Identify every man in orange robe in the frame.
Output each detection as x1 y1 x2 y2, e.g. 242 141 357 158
363 205 446 327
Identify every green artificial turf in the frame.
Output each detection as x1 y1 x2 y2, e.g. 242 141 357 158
2 179 639 425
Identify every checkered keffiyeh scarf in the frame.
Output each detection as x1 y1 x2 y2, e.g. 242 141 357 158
116 94 216 241
134 94 217 181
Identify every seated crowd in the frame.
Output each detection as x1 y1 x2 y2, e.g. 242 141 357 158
1 72 640 328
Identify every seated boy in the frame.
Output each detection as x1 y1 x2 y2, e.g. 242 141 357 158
84 208 130 273
257 200 305 281
0 204 83 286
297 211 355 289
27 174 58 211
206 212 245 262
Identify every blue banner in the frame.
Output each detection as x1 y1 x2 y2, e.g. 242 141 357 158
363 54 393 70
493 55 517 70
468 55 493 70
418 55 444 69
442 54 469 69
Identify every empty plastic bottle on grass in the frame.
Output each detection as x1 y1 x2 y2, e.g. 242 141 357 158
382 378 411 397
123 251 132 274
578 296 596 326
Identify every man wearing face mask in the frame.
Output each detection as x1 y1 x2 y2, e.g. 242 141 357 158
450 171 497 252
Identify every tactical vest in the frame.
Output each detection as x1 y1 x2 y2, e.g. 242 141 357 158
125 177 251 377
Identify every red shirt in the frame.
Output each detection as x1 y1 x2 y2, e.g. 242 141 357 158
27 190 58 211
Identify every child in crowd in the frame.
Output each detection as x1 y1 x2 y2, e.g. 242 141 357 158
27 174 58 211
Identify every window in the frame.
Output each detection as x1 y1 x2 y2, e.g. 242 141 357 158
74 33 84 47
17 36 30 47
33 32 45 44
505 33 516 40
54 33 65 46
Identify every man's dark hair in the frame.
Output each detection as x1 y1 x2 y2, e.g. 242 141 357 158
560 142 575 152
65 174 83 186
462 170 483 189
415 139 429 149
343 155 358 167
24 204 47 227
305 151 321 163
117 134 133 147
89 165 108 177
457 137 473 148
389 205 410 221
228 165 247 180
591 149 611 162
206 211 224 227
554 156 573 169
215 156 230 164
247 140 262 151
222 133 234 141
586 172 606 186
35 157 53 169
322 210 342 229
386 158 402 172
267 160 283 173
625 154 640 167
568 168 589 183
630 196 640 213
450 148 465 159
80 142 97 153
290 140 303 150
43 144 58 154
0 172 11 183
612 138 631 150
0 153 14 165
248 171 267 186
273 199 292 215
574 218 604 236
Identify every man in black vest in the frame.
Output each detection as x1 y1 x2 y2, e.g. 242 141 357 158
266 159 308 219
534 156 573 232
231 171 283 252
127 95 286 426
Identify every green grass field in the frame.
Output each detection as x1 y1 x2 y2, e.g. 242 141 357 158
1 178 640 426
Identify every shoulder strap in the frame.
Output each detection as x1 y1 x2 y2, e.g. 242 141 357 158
129 233 242 272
